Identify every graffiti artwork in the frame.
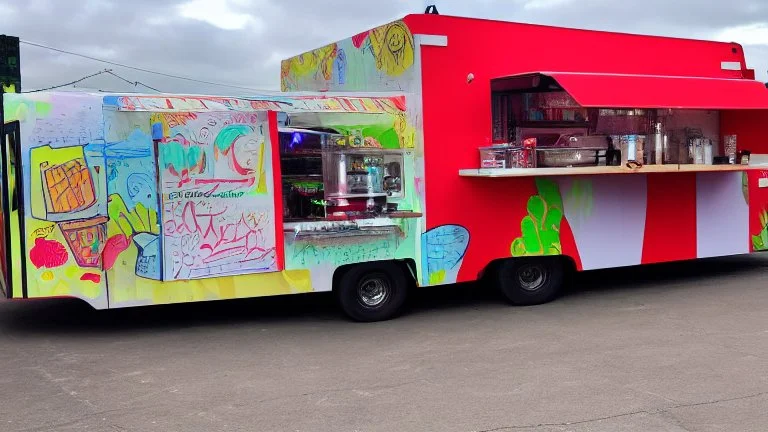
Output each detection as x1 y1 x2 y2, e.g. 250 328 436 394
511 179 564 257
422 225 470 285
281 20 417 92
2 90 423 309
155 111 277 280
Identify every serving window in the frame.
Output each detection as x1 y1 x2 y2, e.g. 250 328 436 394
486 73 740 170
278 127 409 222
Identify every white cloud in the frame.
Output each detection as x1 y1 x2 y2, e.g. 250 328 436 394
177 0 262 31
715 23 768 46
80 46 118 60
523 0 574 10
0 2 15 25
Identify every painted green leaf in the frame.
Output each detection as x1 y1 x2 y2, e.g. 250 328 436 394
511 238 527 256
108 194 160 238
752 235 763 251
544 207 563 231
761 227 768 250
376 128 401 149
509 179 566 259
536 179 563 208
742 172 749 205
527 196 546 222
520 216 542 254
540 230 559 251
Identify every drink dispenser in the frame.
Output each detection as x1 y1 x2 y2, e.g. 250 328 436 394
324 149 390 215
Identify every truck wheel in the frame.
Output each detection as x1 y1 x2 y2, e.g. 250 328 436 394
495 258 564 306
335 262 409 322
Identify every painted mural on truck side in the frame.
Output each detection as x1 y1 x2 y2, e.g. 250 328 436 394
2 91 427 308
281 20 416 93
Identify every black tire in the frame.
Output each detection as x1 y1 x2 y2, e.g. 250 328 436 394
494 258 564 306
335 262 409 322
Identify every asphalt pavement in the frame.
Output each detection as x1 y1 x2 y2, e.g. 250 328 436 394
1 255 767 432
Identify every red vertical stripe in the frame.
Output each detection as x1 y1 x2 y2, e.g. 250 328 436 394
267 111 285 271
642 173 697 264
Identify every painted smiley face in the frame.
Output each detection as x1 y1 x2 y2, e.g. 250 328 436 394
386 27 406 53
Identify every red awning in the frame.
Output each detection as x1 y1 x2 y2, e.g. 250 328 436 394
492 72 768 110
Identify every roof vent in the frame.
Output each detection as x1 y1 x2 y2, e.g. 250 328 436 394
424 5 439 14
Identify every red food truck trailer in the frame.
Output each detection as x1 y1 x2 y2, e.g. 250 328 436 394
3 12 768 322
281 12 768 310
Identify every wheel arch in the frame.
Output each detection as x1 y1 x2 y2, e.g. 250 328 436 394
481 254 578 280
332 258 417 293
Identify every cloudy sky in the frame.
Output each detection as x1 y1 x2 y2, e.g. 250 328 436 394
1 0 766 95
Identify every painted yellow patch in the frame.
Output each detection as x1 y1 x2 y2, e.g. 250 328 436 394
281 270 313 293
394 113 416 149
81 279 102 299
41 271 54 281
429 270 446 285
13 100 29 122
107 267 314 308
52 281 72 297
369 21 414 77
256 140 268 194
64 265 80 279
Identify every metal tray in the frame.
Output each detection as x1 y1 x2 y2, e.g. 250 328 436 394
535 147 604 167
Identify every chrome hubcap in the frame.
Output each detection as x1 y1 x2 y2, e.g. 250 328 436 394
517 265 546 291
358 275 390 308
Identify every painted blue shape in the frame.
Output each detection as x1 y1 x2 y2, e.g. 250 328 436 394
104 129 157 210
151 122 164 141
104 129 153 158
133 233 162 280
421 225 470 286
102 96 120 108
126 173 155 210
334 48 347 85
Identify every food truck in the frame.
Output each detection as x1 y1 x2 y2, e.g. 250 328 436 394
3 12 768 322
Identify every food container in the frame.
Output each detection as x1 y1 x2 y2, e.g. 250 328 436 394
478 145 536 169
689 138 712 165
739 150 751 165
562 135 610 149
704 141 713 165
650 122 664 165
635 135 645 162
724 135 738 164
479 146 508 169
508 146 535 168
621 135 640 162
535 147 603 168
